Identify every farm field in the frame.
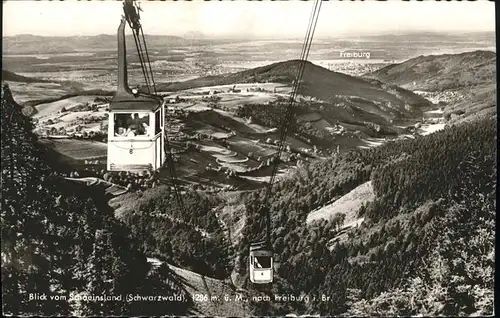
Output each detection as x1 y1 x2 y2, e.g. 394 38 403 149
33 95 106 118
226 136 277 158
7 81 69 103
39 138 107 160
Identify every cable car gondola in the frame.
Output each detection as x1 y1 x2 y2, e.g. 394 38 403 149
107 0 164 172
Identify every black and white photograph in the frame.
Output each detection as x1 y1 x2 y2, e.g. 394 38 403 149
1 0 496 316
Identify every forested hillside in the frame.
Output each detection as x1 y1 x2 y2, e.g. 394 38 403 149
366 50 495 91
366 50 496 124
1 84 193 316
236 116 496 316
111 187 233 279
103 95 495 315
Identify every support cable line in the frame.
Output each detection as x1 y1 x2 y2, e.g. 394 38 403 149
262 0 323 245
134 1 157 94
122 0 187 215
123 0 156 95
132 30 151 93
249 0 322 286
140 26 158 94
163 127 186 214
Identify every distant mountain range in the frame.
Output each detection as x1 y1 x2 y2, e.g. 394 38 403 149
2 34 223 54
353 31 495 42
4 31 494 55
184 31 206 39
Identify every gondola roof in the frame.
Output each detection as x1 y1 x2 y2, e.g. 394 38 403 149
109 91 162 112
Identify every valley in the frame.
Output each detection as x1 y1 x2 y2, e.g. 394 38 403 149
21 59 448 191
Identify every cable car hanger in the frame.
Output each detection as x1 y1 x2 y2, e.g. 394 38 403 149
123 0 157 95
249 0 323 285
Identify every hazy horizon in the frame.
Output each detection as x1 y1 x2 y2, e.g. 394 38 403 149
3 30 496 40
3 0 495 38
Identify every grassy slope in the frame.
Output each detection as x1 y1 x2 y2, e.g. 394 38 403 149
38 139 107 160
306 180 374 225
167 263 252 316
3 34 186 54
3 69 114 116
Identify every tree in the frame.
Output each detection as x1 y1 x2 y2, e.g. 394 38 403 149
82 230 114 316
1 83 63 316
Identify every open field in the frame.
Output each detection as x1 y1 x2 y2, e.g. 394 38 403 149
306 181 374 225
33 95 105 118
64 177 128 197
357 137 386 149
226 136 277 158
420 123 446 136
214 109 269 133
7 81 69 103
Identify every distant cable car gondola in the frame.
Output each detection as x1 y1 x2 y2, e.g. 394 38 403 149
249 240 273 284
106 5 165 172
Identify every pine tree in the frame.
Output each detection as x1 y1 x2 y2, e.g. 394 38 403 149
82 229 110 316
1 83 62 316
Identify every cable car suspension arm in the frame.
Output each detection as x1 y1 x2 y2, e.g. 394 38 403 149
123 0 157 94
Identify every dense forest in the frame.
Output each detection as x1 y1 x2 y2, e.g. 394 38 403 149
115 187 233 279
1 84 193 316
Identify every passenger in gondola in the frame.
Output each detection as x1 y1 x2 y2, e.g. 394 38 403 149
254 258 263 268
115 118 127 136
127 113 145 135
141 122 150 136
125 126 137 137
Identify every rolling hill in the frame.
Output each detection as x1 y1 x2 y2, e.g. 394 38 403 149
159 60 431 109
365 50 496 91
2 70 49 83
365 50 496 123
157 60 433 143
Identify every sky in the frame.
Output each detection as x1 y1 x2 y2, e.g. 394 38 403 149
2 0 496 38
